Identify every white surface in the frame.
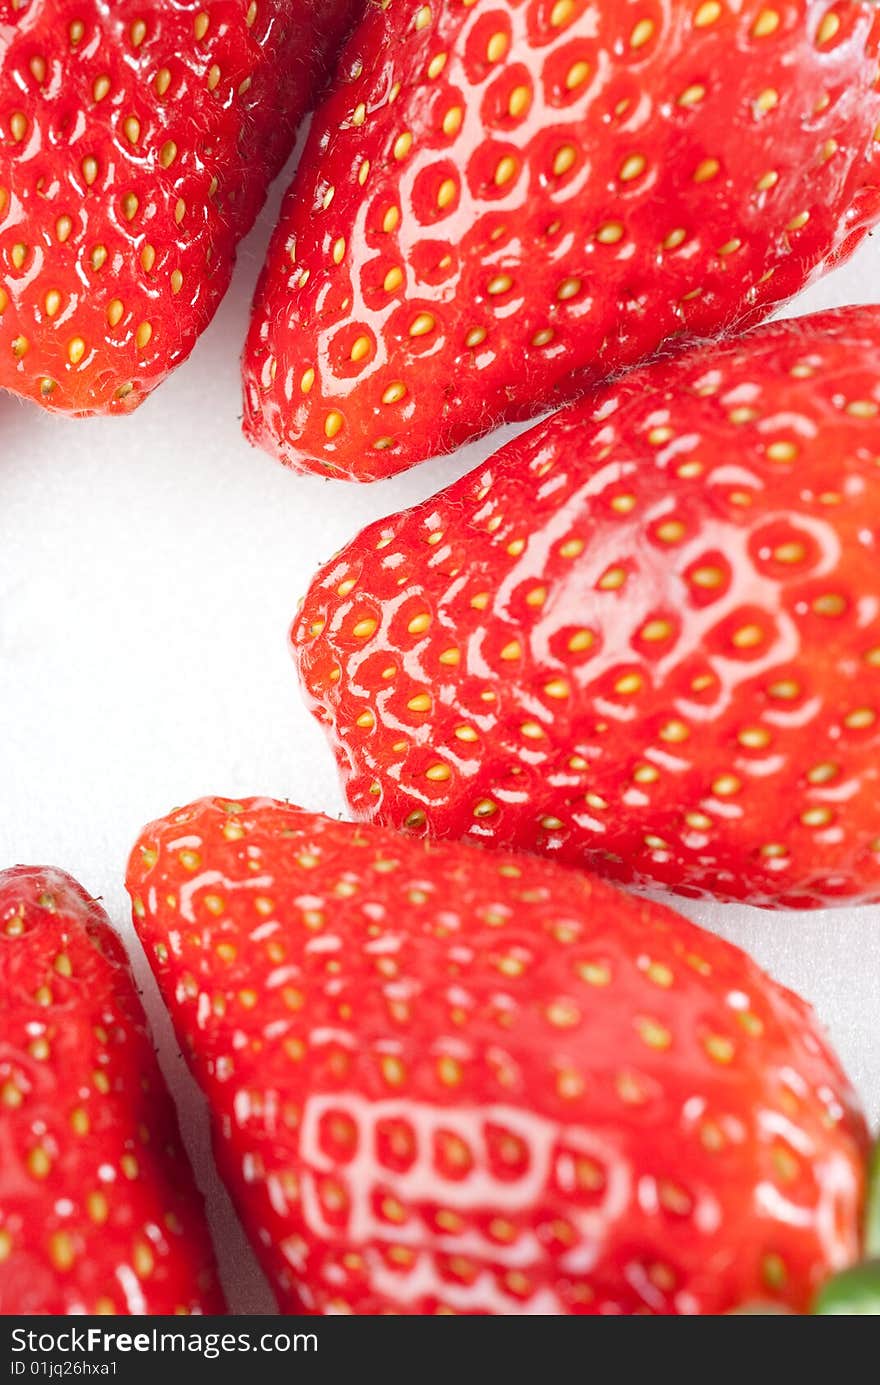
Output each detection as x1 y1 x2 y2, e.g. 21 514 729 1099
0 151 878 1311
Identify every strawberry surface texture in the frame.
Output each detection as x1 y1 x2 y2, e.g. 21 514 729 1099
243 0 880 480
0 0 360 414
0 866 224 1314
294 305 880 909
127 796 869 1315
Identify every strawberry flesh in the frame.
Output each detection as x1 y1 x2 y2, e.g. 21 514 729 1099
127 796 868 1315
243 0 880 479
294 305 880 908
0 0 360 414
0 865 224 1314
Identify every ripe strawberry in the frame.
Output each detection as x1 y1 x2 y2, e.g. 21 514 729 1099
0 865 224 1314
242 0 880 481
127 795 868 1316
293 305 880 909
0 0 360 414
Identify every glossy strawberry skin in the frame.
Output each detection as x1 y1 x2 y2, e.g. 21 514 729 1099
127 796 867 1316
294 305 880 909
0 866 224 1314
0 0 360 414
243 0 880 481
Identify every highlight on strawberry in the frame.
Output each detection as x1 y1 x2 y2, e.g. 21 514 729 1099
127 795 871 1316
294 304 880 909
0 866 224 1314
0 0 360 415
243 0 880 480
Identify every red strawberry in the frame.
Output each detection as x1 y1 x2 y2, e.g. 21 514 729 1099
242 0 880 481
0 865 224 1314
0 0 360 414
293 305 880 909
127 795 868 1316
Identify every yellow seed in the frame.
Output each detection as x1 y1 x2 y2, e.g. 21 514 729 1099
637 1018 672 1050
767 440 798 462
508 83 531 117
694 157 720 183
786 211 810 231
560 538 584 559
324 410 344 439
0 1230 12 1262
43 289 62 318
28 1147 51 1178
620 154 646 182
598 566 626 590
350 335 371 362
757 169 779 191
565 60 590 90
695 0 722 24
640 619 672 642
473 798 498 818
557 276 581 301
393 131 413 160
817 11 840 45
439 648 460 665
550 0 576 26
68 337 86 365
437 177 457 208
615 673 642 696
755 88 778 113
718 237 742 256
553 145 577 177
408 612 431 635
705 1034 735 1064
352 617 377 639
597 221 624 244
427 52 447 79
49 1231 75 1271
426 764 451 782
846 400 879 418
121 192 139 221
500 640 522 661
442 106 463 137
10 111 27 142
123 116 140 144
410 312 435 337
678 84 706 107
732 624 764 649
630 19 655 48
487 30 508 62
382 381 407 405
170 269 183 294
384 266 404 292
159 139 177 169
414 5 433 31
488 273 513 295
712 774 741 796
82 156 99 186
194 11 209 39
845 707 876 730
495 154 518 185
155 67 172 96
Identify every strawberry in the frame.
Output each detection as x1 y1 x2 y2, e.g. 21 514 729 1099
0 865 224 1314
293 305 880 909
242 0 880 481
127 795 868 1316
0 0 360 414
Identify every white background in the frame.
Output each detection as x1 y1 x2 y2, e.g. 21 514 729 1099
1 151 878 1310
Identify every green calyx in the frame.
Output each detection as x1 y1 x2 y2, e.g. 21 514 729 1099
813 1137 880 1316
